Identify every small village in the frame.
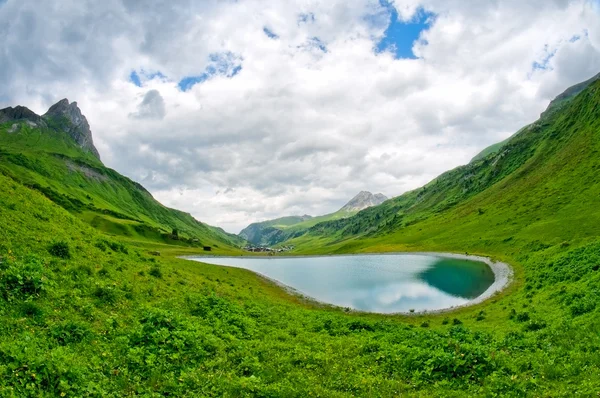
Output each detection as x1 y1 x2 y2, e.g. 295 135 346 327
243 245 295 253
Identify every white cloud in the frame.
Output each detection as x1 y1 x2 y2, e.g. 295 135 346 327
129 89 166 120
1 0 599 233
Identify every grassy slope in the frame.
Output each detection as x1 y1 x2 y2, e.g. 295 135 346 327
240 210 358 246
0 121 243 252
2 157 600 397
470 72 600 163
0 83 599 396
291 80 600 257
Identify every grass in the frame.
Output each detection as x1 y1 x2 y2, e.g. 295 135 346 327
1 173 599 396
0 79 599 396
0 120 244 252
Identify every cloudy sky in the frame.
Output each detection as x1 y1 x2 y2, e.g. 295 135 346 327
1 0 600 233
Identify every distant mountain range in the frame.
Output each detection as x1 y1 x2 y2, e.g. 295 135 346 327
239 191 387 246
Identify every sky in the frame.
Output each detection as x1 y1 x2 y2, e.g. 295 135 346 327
1 0 600 233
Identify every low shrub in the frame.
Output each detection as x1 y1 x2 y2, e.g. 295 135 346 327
50 320 92 345
0 257 46 301
48 241 71 259
149 266 163 279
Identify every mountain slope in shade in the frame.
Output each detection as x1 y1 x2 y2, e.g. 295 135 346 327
0 99 243 251
239 215 312 244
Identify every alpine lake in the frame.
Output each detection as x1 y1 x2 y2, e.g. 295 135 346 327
189 253 496 313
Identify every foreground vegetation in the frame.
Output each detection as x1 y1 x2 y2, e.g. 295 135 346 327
0 79 599 396
2 171 600 397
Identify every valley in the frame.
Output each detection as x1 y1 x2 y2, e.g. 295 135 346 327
0 75 599 396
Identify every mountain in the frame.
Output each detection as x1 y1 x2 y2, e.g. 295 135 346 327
0 99 243 251
44 99 101 159
239 191 387 246
339 191 387 212
287 74 600 254
239 215 312 245
1 78 600 397
470 72 600 163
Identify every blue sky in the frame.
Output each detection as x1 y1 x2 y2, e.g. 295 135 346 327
376 2 435 59
263 27 279 39
129 54 242 91
178 52 242 91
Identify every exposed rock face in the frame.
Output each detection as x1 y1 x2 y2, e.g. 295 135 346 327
1 99 101 159
43 99 100 159
340 191 388 212
0 105 44 126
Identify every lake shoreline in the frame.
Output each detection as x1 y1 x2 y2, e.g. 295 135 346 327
180 251 514 315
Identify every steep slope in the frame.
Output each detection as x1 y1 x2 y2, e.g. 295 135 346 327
0 100 243 250
239 191 387 246
470 72 600 163
291 77 600 254
1 104 599 396
239 215 312 244
1 83 600 397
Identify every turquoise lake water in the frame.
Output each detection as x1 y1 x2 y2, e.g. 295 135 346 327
188 254 495 313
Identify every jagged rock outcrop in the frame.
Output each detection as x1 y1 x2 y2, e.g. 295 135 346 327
1 99 101 159
0 105 44 126
339 191 388 212
43 99 100 159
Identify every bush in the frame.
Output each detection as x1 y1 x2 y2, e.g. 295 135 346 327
570 297 596 316
523 319 547 332
51 320 92 345
0 257 46 301
452 318 463 325
48 241 71 259
106 240 129 254
515 312 530 323
149 266 163 279
18 302 45 320
93 285 119 305
94 240 107 252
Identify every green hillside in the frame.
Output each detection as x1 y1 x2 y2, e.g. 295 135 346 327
470 72 600 163
0 102 243 252
291 79 600 255
239 192 386 246
0 78 599 396
239 209 361 246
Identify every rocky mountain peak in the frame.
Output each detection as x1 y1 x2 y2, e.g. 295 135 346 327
340 191 388 213
0 105 44 126
43 98 100 159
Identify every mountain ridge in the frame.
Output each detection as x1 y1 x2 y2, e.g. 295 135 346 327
470 71 600 163
285 75 600 253
239 191 387 246
1 99 100 159
0 99 242 250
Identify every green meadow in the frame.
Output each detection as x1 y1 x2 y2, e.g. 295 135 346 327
0 80 600 396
